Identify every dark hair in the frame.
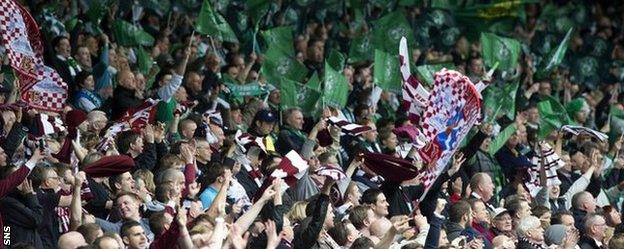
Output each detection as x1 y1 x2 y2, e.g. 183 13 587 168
116 130 142 154
349 205 371 230
120 220 143 237
51 35 69 49
75 71 93 89
551 210 574 225
328 222 349 246
76 223 102 244
361 189 383 205
109 173 127 193
149 211 170 235
449 200 472 223
11 243 35 249
504 195 527 219
350 237 374 249
532 205 551 218
201 162 226 186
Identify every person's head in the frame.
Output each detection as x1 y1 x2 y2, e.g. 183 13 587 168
538 82 552 96
117 70 136 91
116 131 143 155
572 191 596 213
53 36 71 58
492 209 513 232
75 46 92 69
344 182 361 206
602 205 622 227
378 130 398 151
361 189 389 218
584 214 607 241
369 218 392 238
470 173 495 202
361 121 378 143
31 166 61 190
149 211 174 236
349 205 376 231
133 169 155 194
449 200 473 226
184 71 202 94
76 223 104 244
328 222 349 246
209 123 225 148
75 71 95 92
120 221 148 249
505 196 532 221
174 84 188 102
468 199 489 224
116 192 142 220
110 172 136 193
57 231 87 249
87 111 108 133
468 56 483 76
252 110 277 136
93 234 123 249
350 237 375 249
201 162 229 188
179 119 198 140
526 106 540 124
517 216 544 243
532 205 551 229
283 108 304 130
195 139 212 162
287 201 308 224
551 211 575 228
492 235 515 249
548 183 561 199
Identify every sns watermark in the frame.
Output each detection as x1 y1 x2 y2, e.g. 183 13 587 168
3 226 9 246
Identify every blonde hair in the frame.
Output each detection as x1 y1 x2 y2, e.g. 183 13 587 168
287 201 308 224
133 169 155 193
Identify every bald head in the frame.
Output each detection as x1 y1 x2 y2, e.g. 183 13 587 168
58 231 87 249
572 191 596 213
117 70 136 90
370 218 392 238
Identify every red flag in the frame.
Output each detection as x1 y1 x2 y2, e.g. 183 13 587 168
271 150 309 186
20 65 69 112
399 37 430 125
95 99 158 152
327 117 372 136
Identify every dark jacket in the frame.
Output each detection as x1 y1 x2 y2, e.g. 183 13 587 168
276 126 307 156
37 188 61 249
380 180 423 217
424 215 444 249
132 142 158 172
293 194 329 249
579 236 604 249
111 86 143 120
0 192 44 248
572 208 588 233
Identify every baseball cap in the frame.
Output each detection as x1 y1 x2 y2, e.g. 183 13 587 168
491 207 509 219
254 109 277 123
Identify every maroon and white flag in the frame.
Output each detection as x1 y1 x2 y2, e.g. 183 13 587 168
271 150 309 187
315 164 347 181
96 99 159 152
399 37 430 125
416 68 482 199
327 117 372 136
21 65 69 112
234 130 267 153
0 0 44 90
35 113 66 136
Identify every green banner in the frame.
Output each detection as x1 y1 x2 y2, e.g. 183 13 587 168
260 26 294 55
260 47 308 86
480 32 521 72
373 11 415 53
196 0 238 43
535 27 573 79
482 81 519 123
224 81 267 98
112 20 155 47
280 78 322 114
323 62 349 108
537 95 572 139
374 50 401 93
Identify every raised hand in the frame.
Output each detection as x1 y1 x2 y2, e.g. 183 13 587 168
142 124 155 143
176 206 188 227
449 152 465 176
265 220 280 249
228 224 250 249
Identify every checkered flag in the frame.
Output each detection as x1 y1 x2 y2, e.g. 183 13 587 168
0 0 45 91
326 117 372 136
21 65 69 112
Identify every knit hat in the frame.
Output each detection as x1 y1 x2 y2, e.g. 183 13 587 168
65 109 88 128
544 224 567 246
83 155 135 177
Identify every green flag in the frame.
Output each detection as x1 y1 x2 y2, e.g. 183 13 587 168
307 72 321 91
535 27 573 79
480 32 521 72
488 123 518 155
85 0 109 26
415 63 455 86
373 11 414 53
482 81 519 123
112 20 155 47
260 26 294 55
260 47 308 86
348 33 373 63
537 95 572 139
327 49 346 71
280 78 322 114
373 50 401 93
136 47 153 75
196 0 238 43
247 0 271 26
323 62 349 108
